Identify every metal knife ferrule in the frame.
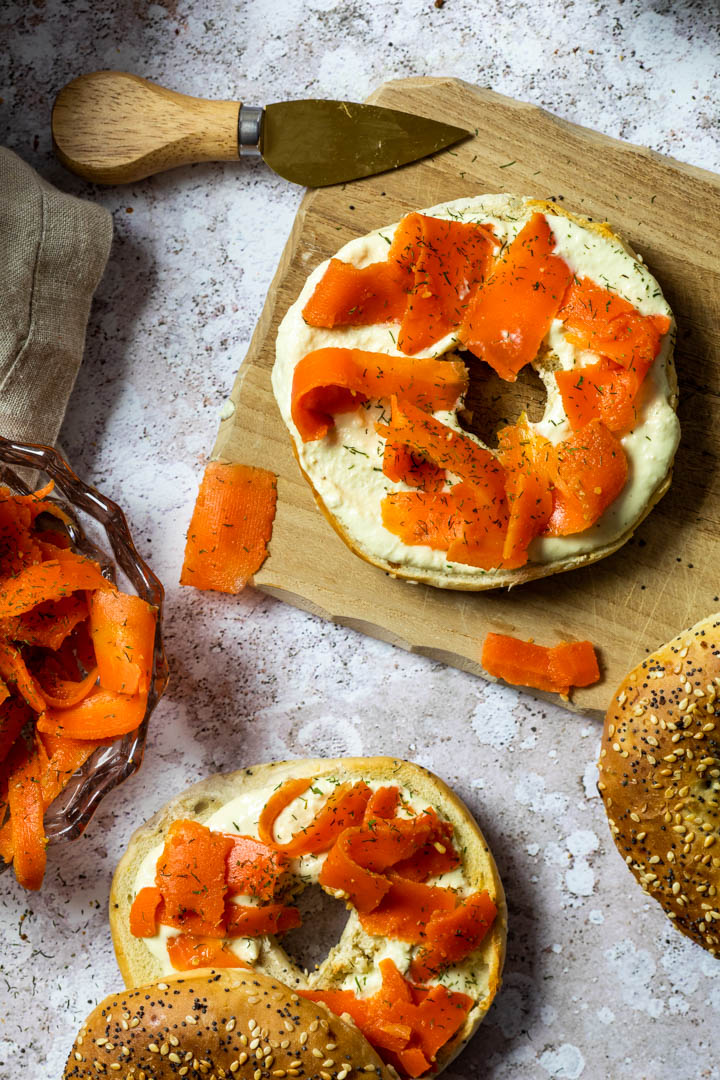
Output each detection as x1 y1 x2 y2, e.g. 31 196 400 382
238 105 263 157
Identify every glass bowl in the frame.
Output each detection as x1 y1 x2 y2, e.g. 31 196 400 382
0 435 169 867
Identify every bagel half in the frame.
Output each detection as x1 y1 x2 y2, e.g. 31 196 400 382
272 194 679 591
598 615 720 954
110 757 506 1076
63 967 392 1079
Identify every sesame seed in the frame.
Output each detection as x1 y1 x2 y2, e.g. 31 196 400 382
249 1038 260 1051
157 983 169 991
148 1045 159 1054
254 1071 262 1080
185 1016 197 1025
288 1063 302 1070
238 1052 248 1065
248 1019 257 1032
309 1021 319 1033
312 1048 324 1058
672 881 681 895
299 1033 308 1047
323 1060 335 1068
129 1018 140 1029
75 1053 83 1061
169 1054 182 1064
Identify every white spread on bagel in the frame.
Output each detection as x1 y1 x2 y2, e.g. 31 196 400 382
272 193 679 578
133 775 485 998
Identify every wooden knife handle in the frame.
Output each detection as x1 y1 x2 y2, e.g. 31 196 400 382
52 71 242 184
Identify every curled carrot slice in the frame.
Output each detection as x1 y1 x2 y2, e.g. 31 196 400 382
36 685 148 740
37 732 102 808
0 695 33 764
156 819 233 930
32 659 99 710
180 462 277 595
7 738 46 890
8 595 88 651
129 885 163 937
291 348 468 443
0 641 47 713
257 776 313 848
460 213 572 381
268 781 371 857
359 875 457 942
319 827 393 913
0 554 108 619
90 588 157 695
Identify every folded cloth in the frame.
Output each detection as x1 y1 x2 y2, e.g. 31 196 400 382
0 147 113 447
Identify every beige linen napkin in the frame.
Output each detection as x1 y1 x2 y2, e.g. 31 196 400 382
0 148 113 447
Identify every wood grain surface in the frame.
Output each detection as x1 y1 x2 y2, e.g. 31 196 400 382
212 76 720 717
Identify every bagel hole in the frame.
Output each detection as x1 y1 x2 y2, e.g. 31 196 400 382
281 883 350 975
458 351 548 448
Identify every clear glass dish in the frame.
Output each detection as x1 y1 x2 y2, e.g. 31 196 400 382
0 435 169 866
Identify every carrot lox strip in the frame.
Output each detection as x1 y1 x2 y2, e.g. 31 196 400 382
460 213 573 381
318 827 393 913
0 695 33 764
7 739 46 890
180 462 277 595
393 213 496 355
37 732 101 808
496 416 554 562
384 396 506 496
258 777 313 848
302 258 408 328
545 420 628 536
32 664 99 710
166 935 251 972
0 641 47 713
409 890 497 982
90 588 157 695
129 885 163 937
225 902 301 937
268 781 372 857
35 685 148 740
290 347 468 443
0 554 108 619
8 595 88 651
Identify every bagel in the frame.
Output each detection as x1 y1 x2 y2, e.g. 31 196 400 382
110 757 506 1077
272 193 679 590
598 614 720 955
63 967 392 1079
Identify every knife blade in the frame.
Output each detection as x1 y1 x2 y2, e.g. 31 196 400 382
52 71 471 187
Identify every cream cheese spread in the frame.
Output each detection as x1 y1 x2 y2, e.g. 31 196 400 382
133 774 486 999
272 194 679 581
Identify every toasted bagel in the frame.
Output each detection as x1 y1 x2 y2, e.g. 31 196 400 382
598 614 720 954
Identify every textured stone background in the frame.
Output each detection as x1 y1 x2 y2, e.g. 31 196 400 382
2 2 720 1077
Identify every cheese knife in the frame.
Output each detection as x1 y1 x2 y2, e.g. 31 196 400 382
52 71 471 187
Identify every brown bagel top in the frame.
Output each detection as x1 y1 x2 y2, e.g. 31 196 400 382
598 613 720 955
63 968 391 1080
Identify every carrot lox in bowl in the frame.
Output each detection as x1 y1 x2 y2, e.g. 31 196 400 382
110 757 506 1079
272 194 679 590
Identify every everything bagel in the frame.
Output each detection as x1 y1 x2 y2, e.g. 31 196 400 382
110 757 506 1078
272 194 679 590
598 614 720 954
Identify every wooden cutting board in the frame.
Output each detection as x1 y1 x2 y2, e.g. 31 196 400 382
212 76 720 717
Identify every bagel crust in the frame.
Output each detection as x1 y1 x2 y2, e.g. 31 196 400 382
598 615 720 955
63 968 392 1079
272 193 679 591
110 757 507 1077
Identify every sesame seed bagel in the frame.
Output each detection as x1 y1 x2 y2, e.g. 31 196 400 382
110 757 506 1077
63 967 392 1079
598 614 720 955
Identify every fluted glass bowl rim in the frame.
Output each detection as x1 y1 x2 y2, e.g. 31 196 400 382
0 435 169 867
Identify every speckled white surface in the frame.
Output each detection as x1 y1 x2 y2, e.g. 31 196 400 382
2 2 720 1077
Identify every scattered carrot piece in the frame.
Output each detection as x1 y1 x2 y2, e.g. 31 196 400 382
180 461 277 595
291 348 468 443
482 631 600 695
460 213 572 380
90 588 157 695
